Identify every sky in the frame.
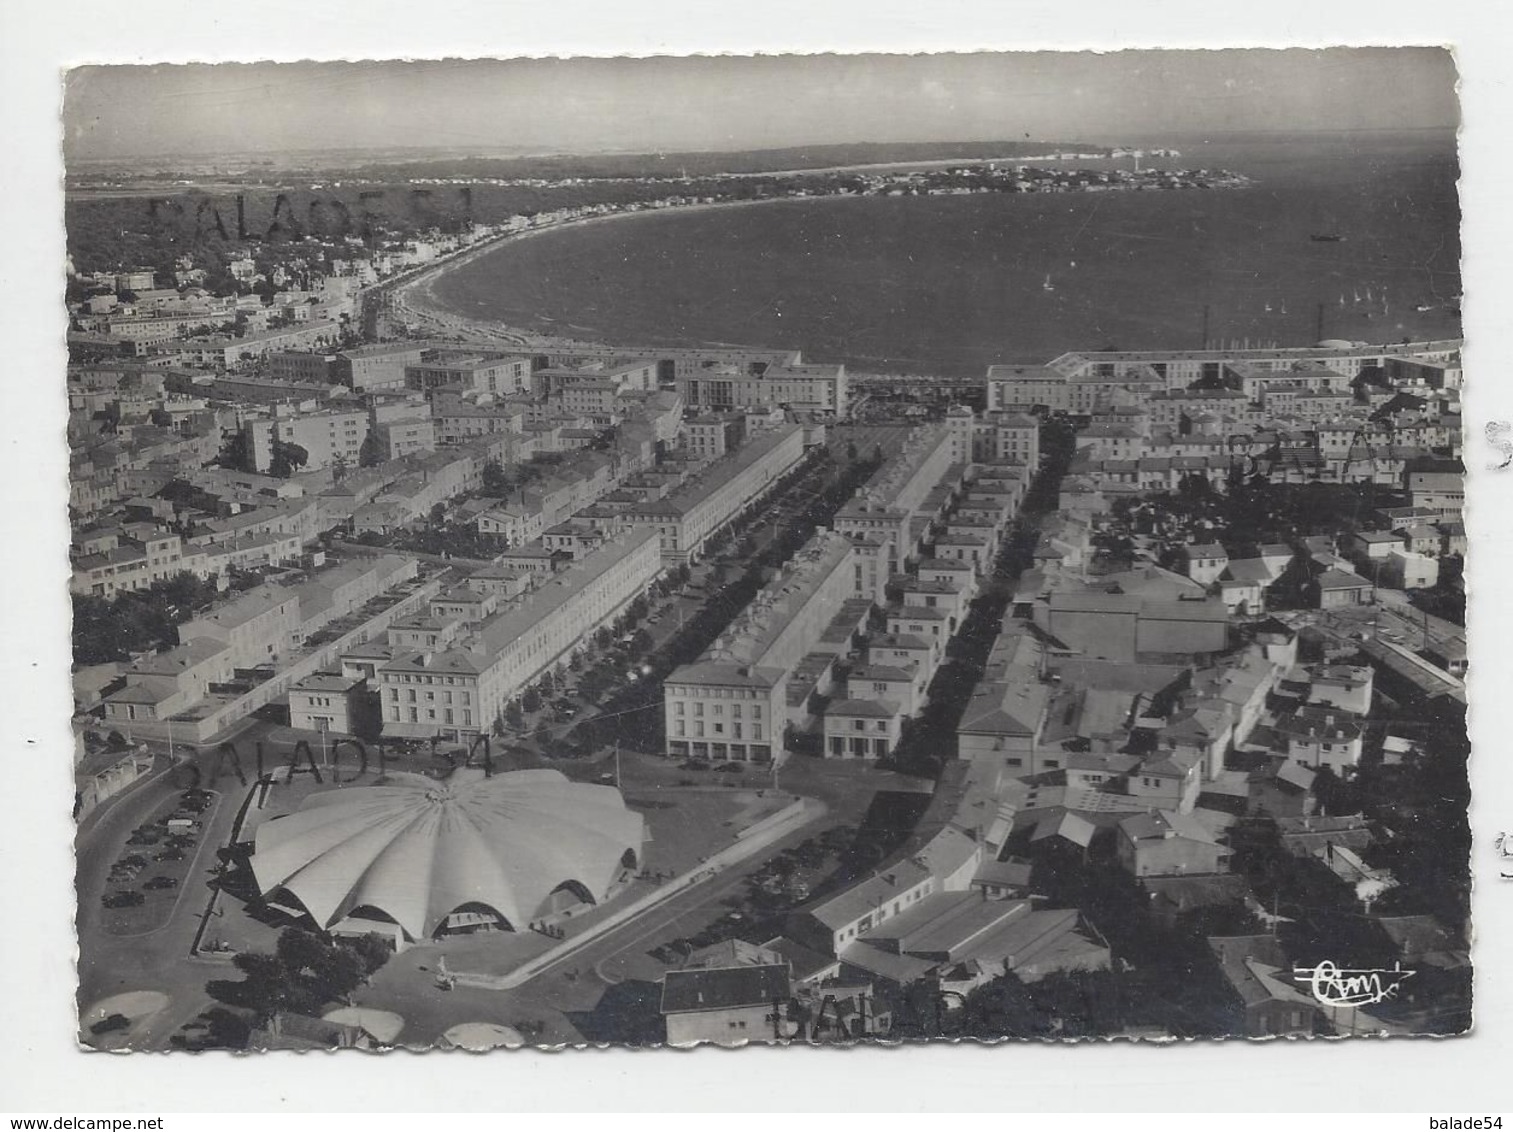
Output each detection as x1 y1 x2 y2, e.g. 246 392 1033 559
63 48 1459 162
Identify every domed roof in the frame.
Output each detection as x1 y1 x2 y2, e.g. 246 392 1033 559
251 768 643 940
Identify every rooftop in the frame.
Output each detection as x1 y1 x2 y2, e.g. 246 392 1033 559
890 605 950 622
476 529 659 656
825 698 901 720
640 425 803 518
860 892 1028 959
1119 809 1222 845
1317 568 1370 590
700 530 853 668
292 672 364 694
971 857 1034 890
803 858 934 931
848 665 915 684
666 662 786 690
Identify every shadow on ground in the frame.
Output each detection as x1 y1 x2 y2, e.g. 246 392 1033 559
564 979 665 1045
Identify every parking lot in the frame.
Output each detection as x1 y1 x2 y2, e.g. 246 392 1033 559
95 786 219 936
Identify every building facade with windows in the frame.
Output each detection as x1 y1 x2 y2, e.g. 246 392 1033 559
677 362 847 418
404 349 534 397
822 698 903 759
289 672 366 734
835 424 955 575
377 528 661 740
337 342 428 393
662 663 785 764
623 423 805 564
245 405 371 473
664 529 861 761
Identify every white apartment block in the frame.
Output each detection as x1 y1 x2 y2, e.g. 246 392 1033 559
405 350 533 397
289 673 365 734
245 405 370 473
377 527 661 740
663 663 784 764
71 529 209 598
663 528 863 760
374 417 437 460
678 362 848 418
986 340 1462 415
682 414 744 458
623 423 805 563
537 358 659 398
178 585 303 671
835 424 955 574
338 342 427 392
163 320 343 369
947 405 1041 465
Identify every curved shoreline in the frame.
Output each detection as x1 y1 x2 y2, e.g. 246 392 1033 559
391 193 868 350
389 176 1456 370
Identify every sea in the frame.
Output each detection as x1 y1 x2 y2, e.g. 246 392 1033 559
421 130 1462 377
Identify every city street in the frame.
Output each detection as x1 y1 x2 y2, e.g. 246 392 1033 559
345 756 931 1045
75 746 255 1049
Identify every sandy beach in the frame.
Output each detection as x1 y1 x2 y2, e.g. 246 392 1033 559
388 193 869 352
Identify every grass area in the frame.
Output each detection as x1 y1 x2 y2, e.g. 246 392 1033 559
623 787 750 875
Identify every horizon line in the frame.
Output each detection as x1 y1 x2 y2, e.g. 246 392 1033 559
67 125 1461 166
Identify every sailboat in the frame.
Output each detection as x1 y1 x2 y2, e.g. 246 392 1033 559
1353 289 1362 304
1042 273 1055 293
1280 300 1287 315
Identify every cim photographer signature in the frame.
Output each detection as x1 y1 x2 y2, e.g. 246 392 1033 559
1294 961 1416 1007
1293 830 1511 1009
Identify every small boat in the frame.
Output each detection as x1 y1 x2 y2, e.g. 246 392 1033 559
1311 233 1346 242
1414 302 1434 312
1264 302 1273 313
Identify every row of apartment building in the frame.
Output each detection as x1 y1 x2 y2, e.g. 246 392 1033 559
662 424 1036 766
985 340 1462 413
94 555 422 730
372 527 663 740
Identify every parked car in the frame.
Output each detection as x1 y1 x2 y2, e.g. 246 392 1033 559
716 763 745 775
143 876 178 891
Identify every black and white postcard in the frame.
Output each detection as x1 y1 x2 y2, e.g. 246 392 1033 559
58 47 1476 1052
